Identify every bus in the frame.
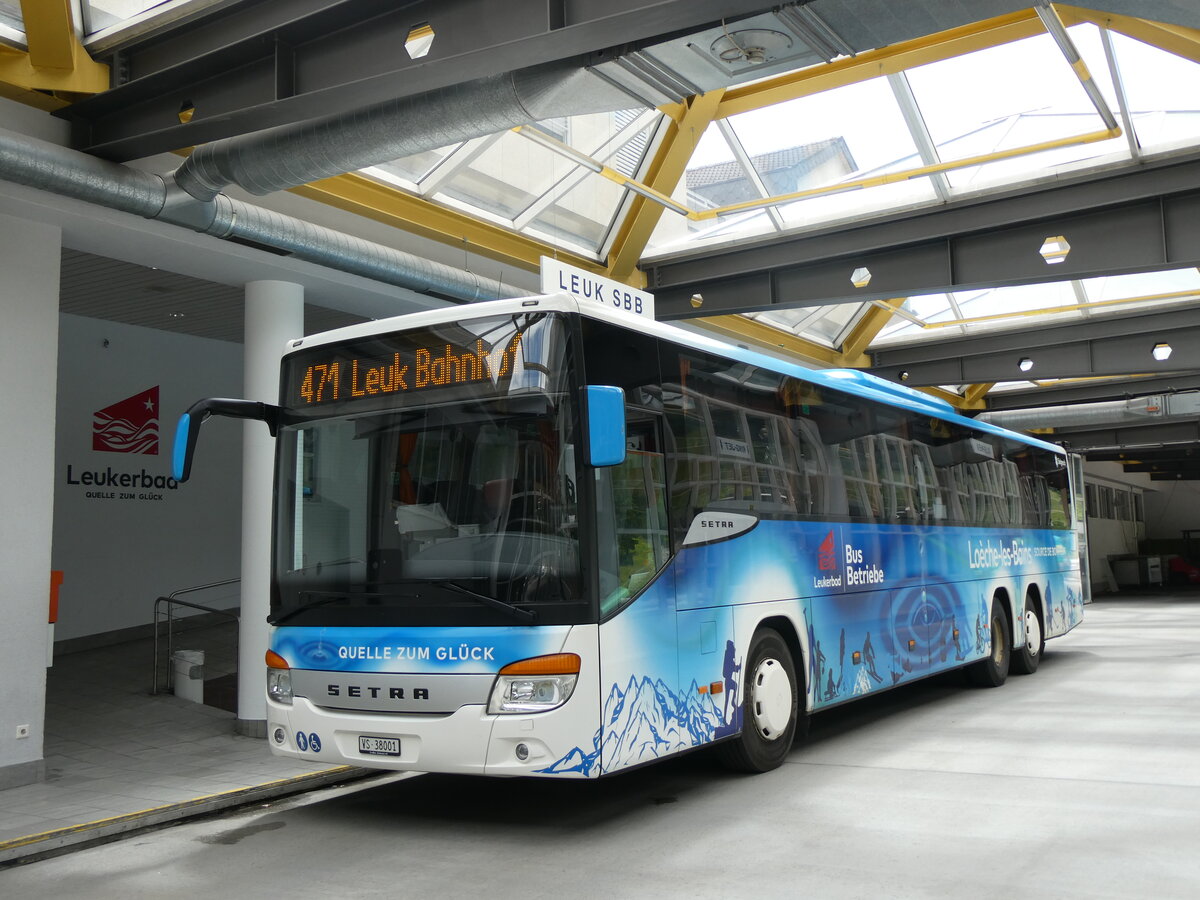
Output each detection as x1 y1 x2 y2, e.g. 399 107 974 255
173 294 1086 777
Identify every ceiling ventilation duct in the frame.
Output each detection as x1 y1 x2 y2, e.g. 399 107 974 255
977 393 1200 431
0 127 522 303
169 6 861 203
172 61 647 202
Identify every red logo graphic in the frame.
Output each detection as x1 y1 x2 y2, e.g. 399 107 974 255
93 386 159 455
818 530 837 571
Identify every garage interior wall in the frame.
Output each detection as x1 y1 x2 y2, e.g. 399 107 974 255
50 314 244 645
0 213 60 788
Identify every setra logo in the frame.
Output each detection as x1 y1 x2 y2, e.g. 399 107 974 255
818 530 837 571
93 386 159 455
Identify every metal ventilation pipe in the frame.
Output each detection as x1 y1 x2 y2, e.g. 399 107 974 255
977 395 1170 431
172 60 642 202
0 127 523 302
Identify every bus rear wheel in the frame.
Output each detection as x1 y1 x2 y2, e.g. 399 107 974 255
715 628 798 773
966 599 1011 688
1012 594 1044 675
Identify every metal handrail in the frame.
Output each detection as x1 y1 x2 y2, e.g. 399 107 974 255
152 579 240 695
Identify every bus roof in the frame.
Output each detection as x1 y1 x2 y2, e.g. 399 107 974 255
283 293 1066 456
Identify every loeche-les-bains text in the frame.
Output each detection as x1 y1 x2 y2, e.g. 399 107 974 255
173 294 1085 777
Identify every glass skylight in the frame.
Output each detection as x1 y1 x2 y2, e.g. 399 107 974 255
0 1 22 37
872 268 1200 348
363 108 665 256
645 18 1200 265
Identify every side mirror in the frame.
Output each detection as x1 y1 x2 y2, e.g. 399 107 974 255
586 385 626 467
172 398 281 482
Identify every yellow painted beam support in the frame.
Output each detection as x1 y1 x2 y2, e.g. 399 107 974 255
0 0 108 96
605 89 724 282
1058 5 1200 65
715 9 1046 120
840 299 906 364
922 385 984 411
962 383 996 406
291 172 620 284
696 314 843 367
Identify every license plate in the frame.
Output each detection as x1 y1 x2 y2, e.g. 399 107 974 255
358 735 401 756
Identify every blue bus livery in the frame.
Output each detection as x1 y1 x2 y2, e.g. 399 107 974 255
174 294 1085 777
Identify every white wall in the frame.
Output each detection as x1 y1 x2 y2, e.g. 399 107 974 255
51 315 244 642
0 215 60 787
1142 478 1200 544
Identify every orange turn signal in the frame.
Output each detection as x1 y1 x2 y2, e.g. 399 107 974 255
265 650 290 670
498 653 580 676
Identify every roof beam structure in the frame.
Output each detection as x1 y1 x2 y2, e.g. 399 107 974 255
606 90 724 283
646 149 1200 320
869 305 1200 386
56 0 774 160
0 0 108 105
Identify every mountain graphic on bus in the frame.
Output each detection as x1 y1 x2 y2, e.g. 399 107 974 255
93 386 159 455
538 641 744 775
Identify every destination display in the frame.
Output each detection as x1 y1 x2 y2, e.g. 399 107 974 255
281 314 560 413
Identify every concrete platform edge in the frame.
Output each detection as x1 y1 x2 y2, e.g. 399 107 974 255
0 766 377 867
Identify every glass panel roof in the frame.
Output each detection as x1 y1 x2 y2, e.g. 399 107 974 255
645 21 1200 263
872 268 1200 348
363 108 664 257
83 2 181 35
0 1 22 35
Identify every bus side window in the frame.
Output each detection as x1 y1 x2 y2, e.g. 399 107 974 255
597 418 671 618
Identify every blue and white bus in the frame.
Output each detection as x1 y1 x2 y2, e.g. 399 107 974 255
174 294 1086 776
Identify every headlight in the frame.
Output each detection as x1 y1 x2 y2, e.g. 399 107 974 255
265 649 292 705
488 653 580 714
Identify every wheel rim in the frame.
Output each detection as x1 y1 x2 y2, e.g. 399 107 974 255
1024 609 1041 657
991 612 1005 665
751 657 792 740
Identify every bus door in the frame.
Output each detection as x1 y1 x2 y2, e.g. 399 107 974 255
594 408 679 773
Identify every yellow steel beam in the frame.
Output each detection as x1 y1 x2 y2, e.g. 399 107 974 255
291 172 626 285
0 0 108 95
605 89 724 282
919 385 983 411
715 9 1047 120
696 314 843 367
840 299 906 363
1058 5 1200 64
696 313 985 409
962 382 996 406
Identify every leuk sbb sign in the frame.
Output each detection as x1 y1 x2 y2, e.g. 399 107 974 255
540 256 655 321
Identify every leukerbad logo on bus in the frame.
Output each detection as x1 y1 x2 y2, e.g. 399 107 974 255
818 531 837 571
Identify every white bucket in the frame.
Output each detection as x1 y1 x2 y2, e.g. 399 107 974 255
172 649 205 703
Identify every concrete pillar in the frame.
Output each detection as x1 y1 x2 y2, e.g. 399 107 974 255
0 215 60 788
238 281 303 736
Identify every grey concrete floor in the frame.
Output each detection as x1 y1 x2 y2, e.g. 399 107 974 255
0 620 358 862
2 594 1197 898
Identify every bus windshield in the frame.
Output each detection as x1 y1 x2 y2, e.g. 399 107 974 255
271 312 586 627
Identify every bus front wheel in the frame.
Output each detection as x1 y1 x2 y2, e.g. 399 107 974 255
715 629 798 773
966 599 1011 687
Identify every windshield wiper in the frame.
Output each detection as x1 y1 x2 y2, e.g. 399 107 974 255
441 581 537 624
268 590 408 625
